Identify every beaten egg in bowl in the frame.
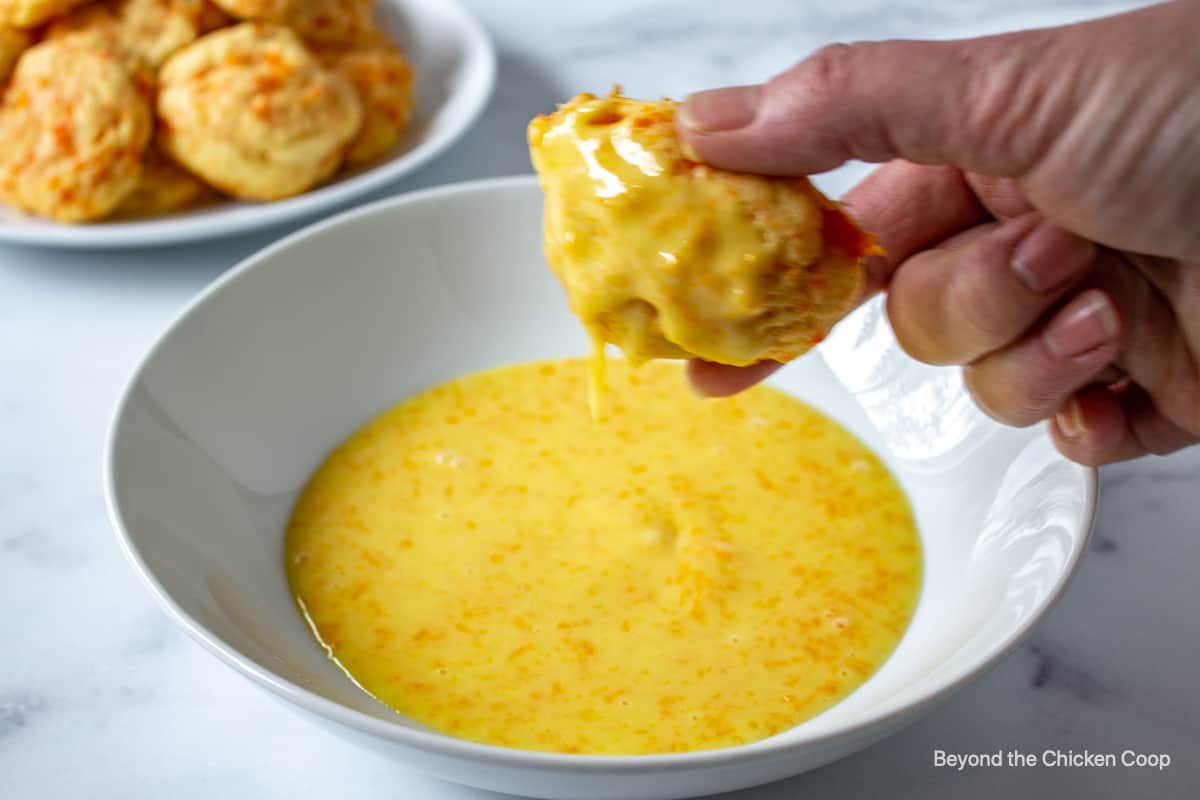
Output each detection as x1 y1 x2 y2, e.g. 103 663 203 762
286 359 921 755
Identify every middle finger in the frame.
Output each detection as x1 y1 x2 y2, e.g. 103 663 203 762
886 212 1096 365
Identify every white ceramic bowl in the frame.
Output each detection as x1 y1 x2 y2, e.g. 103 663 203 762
0 0 495 249
105 176 1097 800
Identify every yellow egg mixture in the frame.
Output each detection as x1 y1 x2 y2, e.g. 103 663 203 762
285 359 921 754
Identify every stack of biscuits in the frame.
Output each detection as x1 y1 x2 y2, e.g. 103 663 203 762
0 0 415 222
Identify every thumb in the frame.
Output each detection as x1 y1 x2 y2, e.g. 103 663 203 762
678 31 1067 178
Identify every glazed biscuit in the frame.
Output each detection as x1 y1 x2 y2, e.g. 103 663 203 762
317 40 413 166
157 23 362 200
209 0 372 46
0 25 29 82
45 0 231 69
0 38 151 221
528 92 877 367
0 0 86 28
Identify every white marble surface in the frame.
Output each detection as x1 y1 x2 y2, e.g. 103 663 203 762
2 0 1197 797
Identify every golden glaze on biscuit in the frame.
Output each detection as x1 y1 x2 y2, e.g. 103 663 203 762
46 0 230 69
157 23 362 201
0 0 86 28
112 144 218 217
0 38 151 221
317 40 413 166
528 92 877 367
0 25 29 82
209 0 372 45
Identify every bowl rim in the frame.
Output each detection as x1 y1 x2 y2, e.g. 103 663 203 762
0 0 497 250
104 174 1099 770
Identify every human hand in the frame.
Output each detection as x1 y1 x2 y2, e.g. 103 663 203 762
679 0 1200 465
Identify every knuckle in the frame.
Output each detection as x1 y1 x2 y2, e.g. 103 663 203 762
885 290 947 365
789 42 895 161
888 234 1025 367
891 330 938 364
799 43 857 100
962 365 1010 423
945 247 1019 348
955 34 1057 171
963 363 1045 427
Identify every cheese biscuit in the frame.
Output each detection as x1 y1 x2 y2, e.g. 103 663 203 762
209 0 372 46
111 144 218 217
46 0 230 68
0 38 151 221
529 92 877 367
157 23 362 201
0 25 29 82
316 39 413 166
0 0 87 29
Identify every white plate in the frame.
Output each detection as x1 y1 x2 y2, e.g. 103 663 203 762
0 0 495 249
106 177 1097 799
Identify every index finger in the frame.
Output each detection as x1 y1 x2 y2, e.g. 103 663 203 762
844 160 987 299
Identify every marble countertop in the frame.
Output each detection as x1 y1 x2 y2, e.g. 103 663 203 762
3 0 1197 797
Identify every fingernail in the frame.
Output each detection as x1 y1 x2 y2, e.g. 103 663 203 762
1042 289 1120 360
1011 222 1095 292
679 85 762 133
1056 397 1086 438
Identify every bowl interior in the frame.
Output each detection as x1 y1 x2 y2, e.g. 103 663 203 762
108 176 1095 751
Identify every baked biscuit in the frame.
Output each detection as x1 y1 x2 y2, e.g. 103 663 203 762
317 39 413 166
0 38 151 221
209 0 372 45
112 144 218 217
157 23 362 200
45 0 230 69
194 0 229 31
528 92 877 367
0 25 29 82
0 0 87 29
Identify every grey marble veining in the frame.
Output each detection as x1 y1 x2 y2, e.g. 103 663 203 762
2 1 1196 798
